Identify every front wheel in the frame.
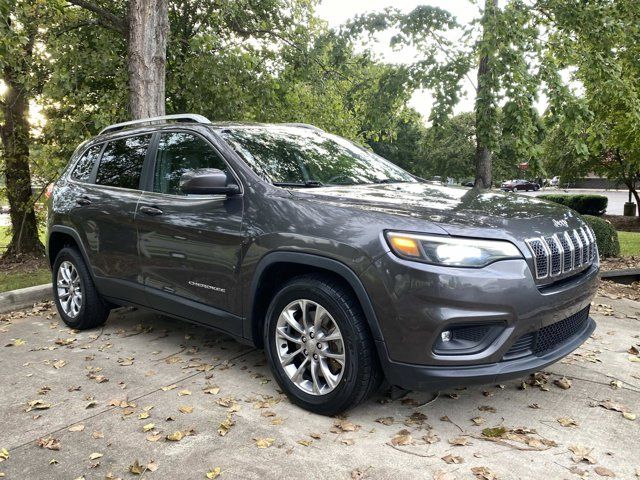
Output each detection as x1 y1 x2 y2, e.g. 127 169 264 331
264 275 382 415
53 247 110 330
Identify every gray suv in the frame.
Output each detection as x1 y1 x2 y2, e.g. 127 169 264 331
47 114 599 415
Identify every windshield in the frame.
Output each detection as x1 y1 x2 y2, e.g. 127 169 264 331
219 126 417 186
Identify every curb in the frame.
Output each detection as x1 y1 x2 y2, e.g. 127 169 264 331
0 283 53 314
600 268 640 284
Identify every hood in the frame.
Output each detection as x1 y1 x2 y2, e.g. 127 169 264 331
289 182 586 240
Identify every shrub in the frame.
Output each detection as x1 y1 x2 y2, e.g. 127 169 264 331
538 194 608 216
583 215 620 258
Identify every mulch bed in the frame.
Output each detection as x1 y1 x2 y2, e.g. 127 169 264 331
602 215 640 232
599 257 640 271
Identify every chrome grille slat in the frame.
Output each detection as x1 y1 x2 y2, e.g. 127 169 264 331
526 226 597 281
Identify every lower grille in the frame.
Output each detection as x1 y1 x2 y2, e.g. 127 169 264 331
534 306 589 354
503 306 590 360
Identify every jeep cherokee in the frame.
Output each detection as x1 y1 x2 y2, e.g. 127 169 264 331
47 114 599 415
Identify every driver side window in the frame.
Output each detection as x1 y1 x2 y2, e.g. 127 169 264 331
153 132 228 195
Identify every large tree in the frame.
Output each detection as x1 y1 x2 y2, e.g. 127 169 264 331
67 0 168 119
0 1 52 256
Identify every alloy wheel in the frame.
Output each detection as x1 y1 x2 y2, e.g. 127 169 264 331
57 260 82 318
275 299 345 395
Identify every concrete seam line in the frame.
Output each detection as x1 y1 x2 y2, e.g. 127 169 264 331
6 347 257 452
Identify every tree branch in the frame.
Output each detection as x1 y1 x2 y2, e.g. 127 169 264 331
66 0 127 35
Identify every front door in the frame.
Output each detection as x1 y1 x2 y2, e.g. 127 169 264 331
135 130 244 334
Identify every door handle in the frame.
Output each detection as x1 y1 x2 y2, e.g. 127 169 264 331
139 205 163 216
76 196 91 206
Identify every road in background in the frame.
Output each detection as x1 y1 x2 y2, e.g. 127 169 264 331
519 188 630 215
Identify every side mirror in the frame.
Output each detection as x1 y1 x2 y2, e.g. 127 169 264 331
179 169 240 195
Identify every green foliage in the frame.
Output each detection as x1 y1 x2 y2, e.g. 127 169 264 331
538 194 608 216
420 112 475 180
583 215 620 258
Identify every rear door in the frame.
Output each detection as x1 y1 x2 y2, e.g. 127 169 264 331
73 134 152 301
135 130 244 334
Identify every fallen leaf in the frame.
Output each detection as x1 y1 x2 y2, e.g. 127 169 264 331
178 389 191 396
390 429 413 446
92 431 104 439
442 454 464 464
89 453 103 460
482 427 506 438
85 401 98 409
332 419 360 433
129 460 144 475
52 360 66 369
598 400 631 414
297 440 312 447
217 415 234 436
554 377 572 390
594 466 615 477
568 445 596 464
161 384 177 391
471 416 485 426
448 436 470 446
0 448 8 462
138 412 149 420
471 466 497 480
557 417 578 427
206 467 222 479
179 405 193 414
254 437 274 448
375 417 394 426
26 400 51 412
203 386 220 395
37 437 60 451
166 431 184 442
147 461 158 472
623 412 636 421
142 423 155 432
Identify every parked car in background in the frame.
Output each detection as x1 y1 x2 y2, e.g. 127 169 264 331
550 176 560 187
501 179 540 192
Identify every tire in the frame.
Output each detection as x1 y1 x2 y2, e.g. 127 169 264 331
52 247 110 330
264 274 382 415
512 187 517 193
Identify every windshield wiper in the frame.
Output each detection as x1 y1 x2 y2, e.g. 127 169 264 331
273 180 324 188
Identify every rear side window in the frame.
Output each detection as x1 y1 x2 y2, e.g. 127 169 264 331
96 135 151 189
153 132 228 195
71 145 102 182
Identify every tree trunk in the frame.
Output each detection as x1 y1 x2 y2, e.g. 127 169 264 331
127 0 169 119
0 78 43 257
474 0 498 190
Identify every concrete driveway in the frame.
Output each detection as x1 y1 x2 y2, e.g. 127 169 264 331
1 294 639 480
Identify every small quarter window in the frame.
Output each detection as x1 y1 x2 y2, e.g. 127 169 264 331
96 135 151 190
71 145 102 182
153 132 228 195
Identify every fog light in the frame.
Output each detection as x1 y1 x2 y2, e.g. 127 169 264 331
441 330 452 342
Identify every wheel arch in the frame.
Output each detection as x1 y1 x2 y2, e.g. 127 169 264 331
245 252 384 348
48 226 92 274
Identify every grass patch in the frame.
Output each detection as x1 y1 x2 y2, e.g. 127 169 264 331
619 231 640 257
0 255 51 293
0 266 51 293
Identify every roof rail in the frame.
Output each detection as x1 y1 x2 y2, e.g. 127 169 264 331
99 114 211 135
281 123 324 133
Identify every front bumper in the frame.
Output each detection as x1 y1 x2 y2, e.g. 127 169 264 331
377 314 595 391
360 251 599 389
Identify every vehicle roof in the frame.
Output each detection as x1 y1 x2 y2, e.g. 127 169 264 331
93 120 322 142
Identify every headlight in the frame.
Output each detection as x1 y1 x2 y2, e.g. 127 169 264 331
386 231 522 267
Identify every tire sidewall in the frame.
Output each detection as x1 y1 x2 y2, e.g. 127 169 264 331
52 248 88 328
264 281 361 412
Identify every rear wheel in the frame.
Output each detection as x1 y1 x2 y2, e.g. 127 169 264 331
264 275 382 415
53 247 110 330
